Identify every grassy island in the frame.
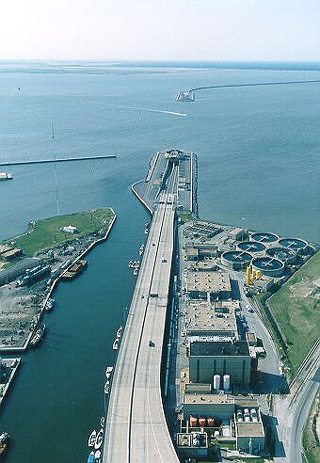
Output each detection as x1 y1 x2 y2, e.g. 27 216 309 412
268 251 320 372
6 208 115 257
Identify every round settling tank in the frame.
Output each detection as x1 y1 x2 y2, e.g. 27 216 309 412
251 256 284 277
266 246 297 265
250 232 279 243
221 251 252 270
278 238 309 255
238 241 265 253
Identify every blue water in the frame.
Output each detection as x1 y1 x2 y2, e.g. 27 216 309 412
0 62 319 462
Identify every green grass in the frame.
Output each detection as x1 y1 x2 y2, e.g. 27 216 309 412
268 251 320 373
177 210 196 224
5 208 115 256
302 388 320 463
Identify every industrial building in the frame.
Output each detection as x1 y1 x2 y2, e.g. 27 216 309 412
188 341 252 387
186 271 231 300
177 395 265 458
184 300 239 339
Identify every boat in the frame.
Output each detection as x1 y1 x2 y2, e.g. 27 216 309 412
45 298 55 312
116 326 123 338
0 173 13 181
104 381 110 395
105 366 113 379
128 260 134 268
87 451 95 463
30 323 45 347
88 430 97 447
94 429 104 450
94 450 101 462
61 259 87 280
0 432 9 455
100 416 105 428
112 337 119 350
133 268 138 276
144 228 149 235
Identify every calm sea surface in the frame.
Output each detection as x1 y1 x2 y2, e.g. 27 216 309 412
0 62 319 462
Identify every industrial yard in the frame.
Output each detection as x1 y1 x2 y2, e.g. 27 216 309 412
173 216 315 461
0 208 116 351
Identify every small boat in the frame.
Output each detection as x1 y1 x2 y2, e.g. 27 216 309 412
117 326 123 338
100 417 105 428
0 173 13 181
30 323 45 347
94 450 101 462
128 260 134 268
133 268 138 276
104 382 110 395
94 429 104 450
45 298 55 312
105 366 113 379
112 337 119 350
88 430 97 447
144 228 149 235
0 432 9 455
87 451 95 463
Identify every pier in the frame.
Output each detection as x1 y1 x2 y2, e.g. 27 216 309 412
103 150 196 463
0 154 117 167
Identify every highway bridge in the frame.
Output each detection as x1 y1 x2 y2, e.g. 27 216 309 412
103 154 193 463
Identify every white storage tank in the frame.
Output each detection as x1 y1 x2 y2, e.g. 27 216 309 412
223 374 231 391
213 374 221 391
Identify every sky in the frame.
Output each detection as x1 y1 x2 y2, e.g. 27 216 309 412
0 0 319 61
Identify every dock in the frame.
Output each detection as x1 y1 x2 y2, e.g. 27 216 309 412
0 154 117 167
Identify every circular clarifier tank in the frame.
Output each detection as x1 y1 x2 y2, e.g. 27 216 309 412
278 238 309 255
250 232 279 243
221 251 252 270
238 241 266 253
252 256 284 277
266 247 297 264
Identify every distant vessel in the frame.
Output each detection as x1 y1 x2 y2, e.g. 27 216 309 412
88 430 97 447
0 432 9 455
113 337 120 350
94 429 104 450
30 323 45 346
62 259 87 279
87 451 95 463
45 298 55 312
105 366 113 379
0 173 13 181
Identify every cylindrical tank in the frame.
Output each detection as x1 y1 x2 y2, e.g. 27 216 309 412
207 417 215 427
198 417 206 427
223 374 231 391
189 415 198 428
213 374 221 391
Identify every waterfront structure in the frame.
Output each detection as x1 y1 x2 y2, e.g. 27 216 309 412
103 150 195 463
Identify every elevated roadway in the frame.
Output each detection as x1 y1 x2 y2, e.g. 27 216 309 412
103 174 180 461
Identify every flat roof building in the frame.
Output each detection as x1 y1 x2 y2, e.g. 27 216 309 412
189 341 252 387
185 300 239 338
187 271 231 300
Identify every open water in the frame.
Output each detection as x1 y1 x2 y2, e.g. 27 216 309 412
0 61 319 462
